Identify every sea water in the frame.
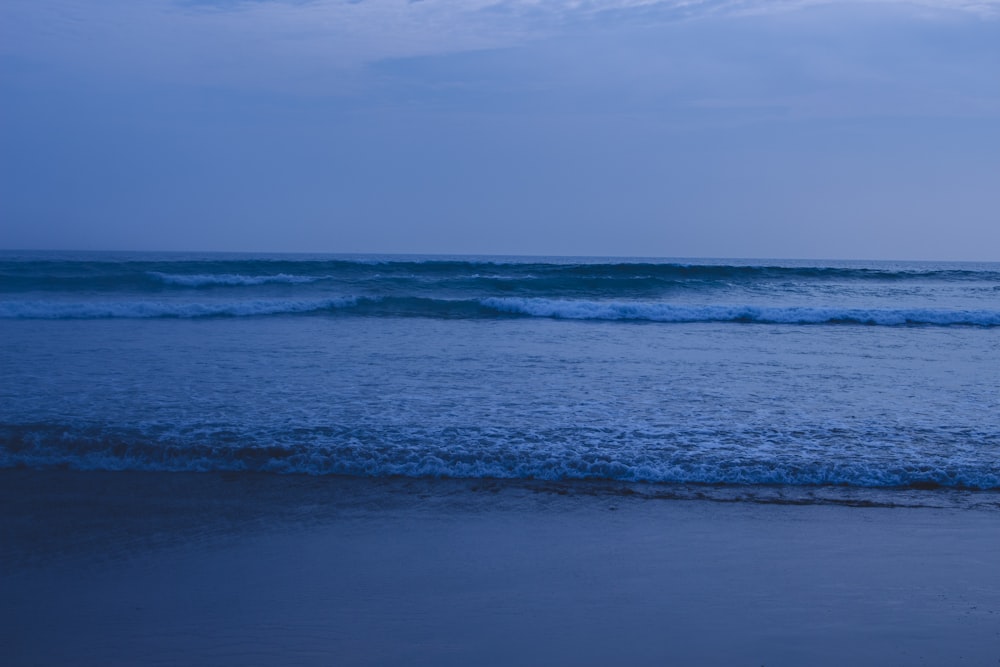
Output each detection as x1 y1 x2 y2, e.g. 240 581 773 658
1 251 998 497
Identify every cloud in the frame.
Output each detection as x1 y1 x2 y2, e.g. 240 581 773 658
3 0 997 90
1 0 998 126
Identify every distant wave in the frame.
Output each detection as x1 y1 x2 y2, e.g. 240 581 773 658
3 295 1000 326
3 258 1000 296
0 297 359 319
147 272 321 287
2 423 998 490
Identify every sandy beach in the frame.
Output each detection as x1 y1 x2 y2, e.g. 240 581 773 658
2 469 998 667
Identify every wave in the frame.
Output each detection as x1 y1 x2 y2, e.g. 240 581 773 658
2 423 998 490
0 297 359 319
3 257 1000 296
147 272 321 287
481 298 1000 327
3 295 1000 326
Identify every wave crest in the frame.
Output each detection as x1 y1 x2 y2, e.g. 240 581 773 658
480 298 1000 327
0 297 358 319
3 295 999 326
148 272 320 287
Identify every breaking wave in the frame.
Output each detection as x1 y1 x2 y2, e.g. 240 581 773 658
480 298 1000 327
147 272 321 287
2 423 998 490
3 256 1000 295
4 295 999 327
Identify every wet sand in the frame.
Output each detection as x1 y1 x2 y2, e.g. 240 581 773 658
2 470 999 666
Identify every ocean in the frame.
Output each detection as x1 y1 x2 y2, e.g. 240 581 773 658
2 251 999 503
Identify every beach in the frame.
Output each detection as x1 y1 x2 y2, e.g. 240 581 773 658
3 469 999 667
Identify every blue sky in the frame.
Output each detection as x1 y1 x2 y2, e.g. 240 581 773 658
1 0 998 259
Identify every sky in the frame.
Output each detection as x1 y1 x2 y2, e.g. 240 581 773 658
1 0 999 260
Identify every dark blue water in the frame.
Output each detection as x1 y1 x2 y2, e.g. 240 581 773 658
2 251 999 493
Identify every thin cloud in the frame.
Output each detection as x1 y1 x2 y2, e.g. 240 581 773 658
4 1 998 72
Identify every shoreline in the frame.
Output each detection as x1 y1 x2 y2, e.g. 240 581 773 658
3 469 999 666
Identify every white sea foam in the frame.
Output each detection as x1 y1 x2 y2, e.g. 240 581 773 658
3 431 998 490
480 298 1000 326
5 295 999 324
148 272 320 286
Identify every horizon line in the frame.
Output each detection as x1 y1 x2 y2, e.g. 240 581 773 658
0 248 996 264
